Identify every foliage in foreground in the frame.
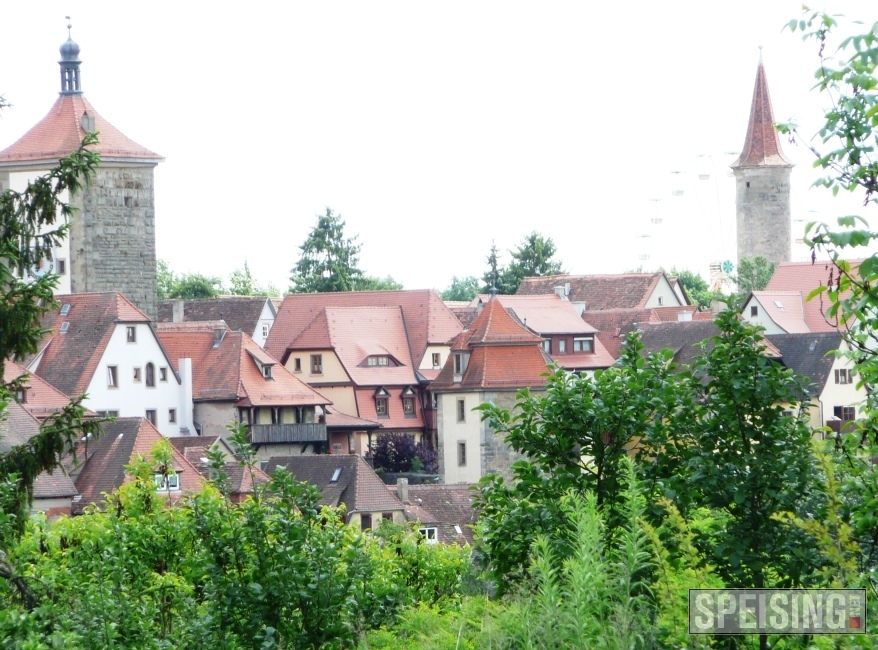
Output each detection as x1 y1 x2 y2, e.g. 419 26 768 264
0 447 471 649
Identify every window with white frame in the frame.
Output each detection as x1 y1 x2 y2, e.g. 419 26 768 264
107 366 118 388
573 337 593 353
558 339 567 353
311 354 323 374
145 409 157 425
835 368 853 384
127 326 136 343
154 473 180 491
419 527 438 544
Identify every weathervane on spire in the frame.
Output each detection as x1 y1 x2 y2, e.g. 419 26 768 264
66 16 72 37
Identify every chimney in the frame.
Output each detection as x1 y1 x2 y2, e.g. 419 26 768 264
677 310 693 322
178 358 194 435
554 285 566 299
172 299 184 323
397 477 409 504
572 301 586 315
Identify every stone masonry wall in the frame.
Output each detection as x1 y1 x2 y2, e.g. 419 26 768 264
480 388 544 483
734 166 792 268
70 164 157 319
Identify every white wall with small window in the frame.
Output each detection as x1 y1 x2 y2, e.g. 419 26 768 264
83 323 189 437
252 299 277 348
820 347 864 429
740 296 786 334
643 275 685 309
438 392 482 484
420 345 451 372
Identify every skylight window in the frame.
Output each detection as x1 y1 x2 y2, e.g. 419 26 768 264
774 300 784 309
60 322 70 333
331 468 342 483
60 304 71 316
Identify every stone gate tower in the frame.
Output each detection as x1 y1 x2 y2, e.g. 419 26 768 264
730 52 793 268
0 25 163 319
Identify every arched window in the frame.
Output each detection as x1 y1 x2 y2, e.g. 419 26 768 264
146 362 155 387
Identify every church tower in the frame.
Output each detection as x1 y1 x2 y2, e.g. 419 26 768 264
0 24 163 319
730 52 793 268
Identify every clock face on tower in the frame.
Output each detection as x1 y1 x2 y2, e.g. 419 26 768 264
721 260 734 274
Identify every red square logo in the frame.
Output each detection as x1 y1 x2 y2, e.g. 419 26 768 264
849 616 861 629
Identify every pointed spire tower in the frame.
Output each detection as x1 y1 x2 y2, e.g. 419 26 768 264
730 50 794 268
0 21 163 319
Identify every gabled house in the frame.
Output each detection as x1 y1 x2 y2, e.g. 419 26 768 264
158 296 277 348
24 293 189 437
431 298 551 483
156 321 332 459
389 480 477 545
485 294 616 372
67 417 204 514
3 359 83 419
767 333 865 434
516 272 688 311
266 290 464 447
280 306 424 454
264 455 406 530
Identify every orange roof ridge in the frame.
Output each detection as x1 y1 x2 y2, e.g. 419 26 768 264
731 55 793 168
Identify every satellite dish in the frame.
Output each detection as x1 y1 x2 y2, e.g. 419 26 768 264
721 260 734 274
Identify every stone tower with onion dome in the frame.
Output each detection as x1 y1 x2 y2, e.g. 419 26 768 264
0 23 163 319
730 51 794 269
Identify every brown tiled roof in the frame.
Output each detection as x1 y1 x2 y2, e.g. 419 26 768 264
157 297 274 336
157 323 330 407
71 418 203 513
449 306 479 329
0 94 162 165
583 307 700 359
0 400 41 451
431 300 550 391
731 58 793 168
33 468 78 499
635 320 723 367
516 273 668 310
389 483 478 545
3 360 77 418
325 407 380 430
764 260 861 332
266 290 462 366
767 332 842 396
264 455 404 518
29 293 153 397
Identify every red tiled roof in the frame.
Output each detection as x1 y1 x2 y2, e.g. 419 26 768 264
157 297 274 336
466 299 543 346
157 323 330 406
29 293 152 397
764 260 861 332
582 307 700 359
731 58 793 168
355 387 424 430
0 400 41 451
72 418 203 513
266 290 462 365
516 273 668 310
33 468 78 499
3 360 78 418
431 300 550 391
550 337 617 371
325 406 380 430
492 294 597 335
264 455 405 518
750 291 810 333
0 94 162 165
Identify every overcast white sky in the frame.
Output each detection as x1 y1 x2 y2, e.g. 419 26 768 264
0 2 873 293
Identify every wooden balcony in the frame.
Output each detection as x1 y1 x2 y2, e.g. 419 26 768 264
248 423 328 445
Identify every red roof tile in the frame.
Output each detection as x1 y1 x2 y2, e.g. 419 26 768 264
492 294 597 335
266 290 462 365
157 323 330 407
3 360 78 418
389 483 478 545
764 260 861 332
72 418 203 513
731 57 793 168
466 299 543 346
29 293 152 397
516 273 669 310
355 387 424 430
0 94 162 165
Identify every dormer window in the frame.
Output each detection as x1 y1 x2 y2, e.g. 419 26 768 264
453 352 469 375
573 337 593 353
262 365 272 379
127 326 137 343
374 387 390 418
14 388 26 403
402 386 417 418
367 355 390 367
155 473 180 492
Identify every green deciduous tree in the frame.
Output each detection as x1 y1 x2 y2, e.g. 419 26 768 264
356 275 404 291
474 335 689 592
156 260 222 299
228 260 280 296
733 256 776 295
669 268 719 309
440 275 480 302
289 207 364 293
